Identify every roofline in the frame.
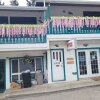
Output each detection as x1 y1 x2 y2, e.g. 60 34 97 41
0 6 47 11
45 0 100 5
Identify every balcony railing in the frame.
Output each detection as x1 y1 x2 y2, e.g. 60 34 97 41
0 35 46 44
47 16 100 34
0 24 47 44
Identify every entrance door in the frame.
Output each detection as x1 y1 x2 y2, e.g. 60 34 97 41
77 49 100 78
51 50 65 81
0 60 5 92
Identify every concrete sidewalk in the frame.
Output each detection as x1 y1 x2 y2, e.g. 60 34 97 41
1 78 100 100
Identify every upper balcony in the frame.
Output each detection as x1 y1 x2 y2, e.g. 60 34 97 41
0 24 47 44
47 16 100 34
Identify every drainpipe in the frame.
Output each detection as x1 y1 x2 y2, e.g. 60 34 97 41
48 3 51 20
43 0 46 22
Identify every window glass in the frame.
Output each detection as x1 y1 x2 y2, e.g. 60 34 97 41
53 52 55 59
11 57 43 82
36 58 42 71
59 52 61 62
83 11 100 17
10 17 37 24
31 73 35 80
0 16 8 24
12 75 18 82
56 52 58 61
19 59 35 72
12 60 18 73
36 2 44 7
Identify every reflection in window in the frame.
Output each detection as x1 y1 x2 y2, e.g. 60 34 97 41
11 57 43 82
19 59 35 72
36 58 42 71
78 52 87 75
12 60 18 73
59 52 61 62
31 73 35 80
12 75 18 82
90 51 99 74
53 52 55 59
56 52 58 61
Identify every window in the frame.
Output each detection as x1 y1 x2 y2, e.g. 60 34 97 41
12 60 18 73
11 57 43 82
0 16 8 24
0 16 37 24
53 52 55 60
36 2 44 7
19 59 35 72
36 58 42 71
83 11 100 17
10 17 37 24
78 52 87 75
90 51 99 74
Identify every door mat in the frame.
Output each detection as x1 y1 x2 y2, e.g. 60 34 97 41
91 76 100 81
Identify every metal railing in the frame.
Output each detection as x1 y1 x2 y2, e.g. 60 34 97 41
0 35 46 44
47 16 100 34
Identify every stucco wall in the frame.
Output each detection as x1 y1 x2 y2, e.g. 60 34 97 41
47 41 77 83
77 39 100 48
50 5 100 16
6 59 10 89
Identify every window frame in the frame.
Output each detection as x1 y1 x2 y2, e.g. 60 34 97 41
11 57 43 82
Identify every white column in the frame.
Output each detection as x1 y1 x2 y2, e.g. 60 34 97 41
6 58 10 89
43 54 46 72
47 50 52 83
44 0 45 7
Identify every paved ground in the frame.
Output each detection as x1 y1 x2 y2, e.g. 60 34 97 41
6 86 100 100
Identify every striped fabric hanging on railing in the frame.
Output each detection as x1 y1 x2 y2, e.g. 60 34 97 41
52 16 100 28
0 19 50 37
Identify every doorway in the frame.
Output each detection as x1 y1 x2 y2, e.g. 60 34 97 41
0 60 5 92
51 50 65 81
77 49 100 78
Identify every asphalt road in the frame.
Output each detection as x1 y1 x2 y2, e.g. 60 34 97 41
6 86 100 100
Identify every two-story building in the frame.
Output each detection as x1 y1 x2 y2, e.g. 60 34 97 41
1 0 100 91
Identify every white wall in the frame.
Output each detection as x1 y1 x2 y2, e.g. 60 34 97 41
77 39 100 48
66 49 77 81
47 49 52 83
0 43 49 52
0 50 46 58
6 58 10 89
47 41 77 83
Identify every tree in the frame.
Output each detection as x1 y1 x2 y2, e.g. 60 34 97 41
26 0 36 6
0 0 5 5
10 0 19 6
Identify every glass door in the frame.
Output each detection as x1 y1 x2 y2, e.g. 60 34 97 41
78 51 87 76
77 49 100 78
90 51 99 74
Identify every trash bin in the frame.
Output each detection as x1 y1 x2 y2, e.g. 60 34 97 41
35 70 43 85
22 70 32 88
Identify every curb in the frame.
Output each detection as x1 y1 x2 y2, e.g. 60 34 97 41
1 83 100 100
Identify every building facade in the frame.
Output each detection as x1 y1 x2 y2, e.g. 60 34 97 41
0 0 100 91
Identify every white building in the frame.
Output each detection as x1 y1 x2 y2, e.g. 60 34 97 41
0 0 100 91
